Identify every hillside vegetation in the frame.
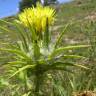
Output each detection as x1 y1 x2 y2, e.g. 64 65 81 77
0 0 96 96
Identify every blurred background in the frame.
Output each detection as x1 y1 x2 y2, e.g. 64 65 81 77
0 0 72 18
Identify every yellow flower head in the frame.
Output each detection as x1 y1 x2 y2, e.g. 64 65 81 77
18 3 55 32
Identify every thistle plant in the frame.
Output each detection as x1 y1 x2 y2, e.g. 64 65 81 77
0 3 89 96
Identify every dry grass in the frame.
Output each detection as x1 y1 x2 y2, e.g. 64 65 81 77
73 91 96 96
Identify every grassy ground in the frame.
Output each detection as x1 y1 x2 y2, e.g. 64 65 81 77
0 0 96 96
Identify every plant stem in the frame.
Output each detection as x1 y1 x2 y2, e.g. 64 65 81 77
35 72 41 96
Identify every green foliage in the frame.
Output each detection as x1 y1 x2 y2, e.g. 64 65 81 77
19 0 41 11
1 0 96 95
0 13 89 96
44 0 57 6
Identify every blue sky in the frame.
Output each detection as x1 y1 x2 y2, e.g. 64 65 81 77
0 0 71 18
